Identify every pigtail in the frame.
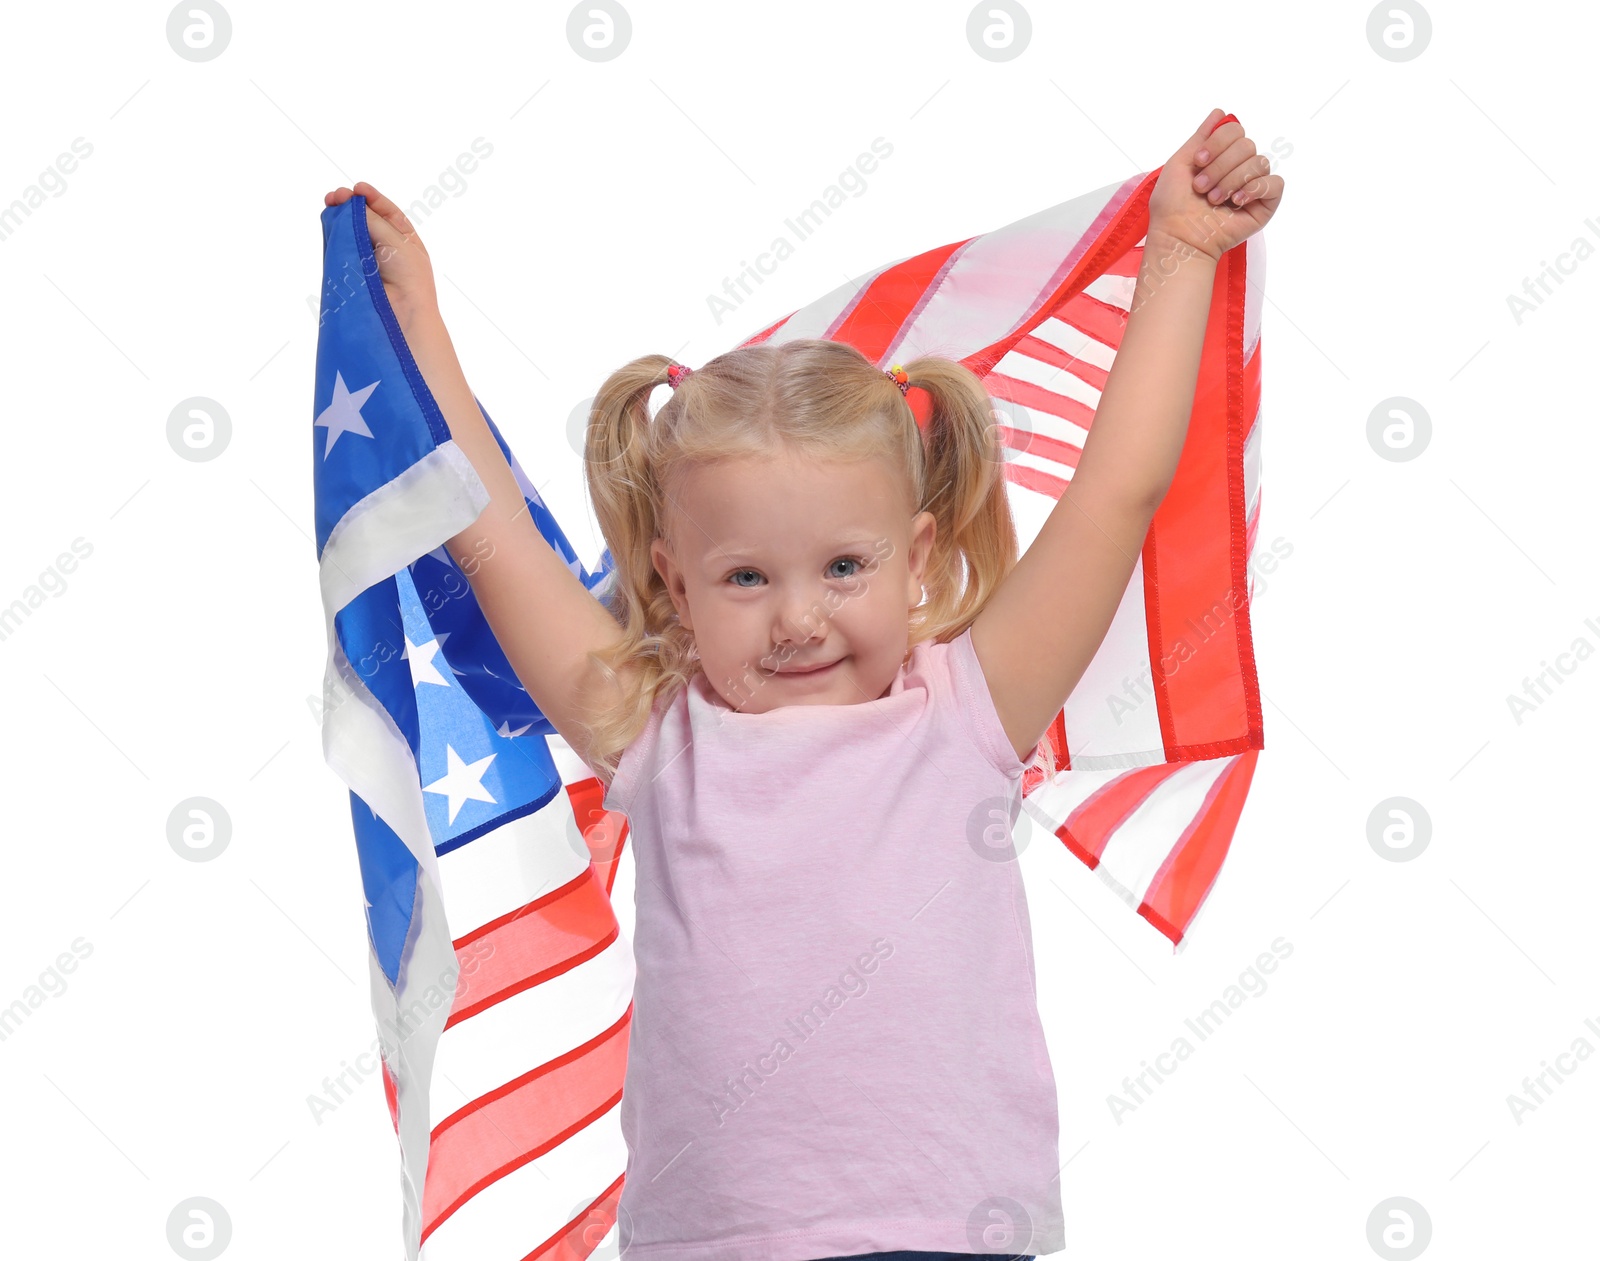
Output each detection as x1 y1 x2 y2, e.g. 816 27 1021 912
576 355 699 784
899 356 1059 779
899 355 1019 641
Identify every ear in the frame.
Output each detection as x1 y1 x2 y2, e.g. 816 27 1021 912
905 510 937 609
650 536 693 631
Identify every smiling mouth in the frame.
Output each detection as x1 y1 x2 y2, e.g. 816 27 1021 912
777 657 845 676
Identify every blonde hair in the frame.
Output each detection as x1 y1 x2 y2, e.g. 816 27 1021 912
576 337 1057 784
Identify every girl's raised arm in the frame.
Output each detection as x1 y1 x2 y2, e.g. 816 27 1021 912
968 110 1284 764
325 183 635 773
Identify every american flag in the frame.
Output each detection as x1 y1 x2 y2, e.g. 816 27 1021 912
312 161 1265 1258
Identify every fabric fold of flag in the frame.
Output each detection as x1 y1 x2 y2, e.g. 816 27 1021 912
311 165 1265 1258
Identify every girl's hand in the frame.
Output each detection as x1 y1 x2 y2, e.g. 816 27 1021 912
323 181 439 328
1146 109 1284 261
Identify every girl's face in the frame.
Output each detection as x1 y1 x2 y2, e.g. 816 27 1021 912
651 450 937 712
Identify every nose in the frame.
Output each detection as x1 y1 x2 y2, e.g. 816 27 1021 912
772 588 830 651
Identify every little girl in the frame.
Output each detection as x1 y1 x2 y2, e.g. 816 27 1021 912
327 107 1281 1261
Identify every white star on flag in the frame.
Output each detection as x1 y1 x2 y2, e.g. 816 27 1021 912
314 370 379 457
422 745 497 824
404 634 455 689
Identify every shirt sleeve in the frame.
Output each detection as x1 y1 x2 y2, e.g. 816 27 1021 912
947 626 1027 779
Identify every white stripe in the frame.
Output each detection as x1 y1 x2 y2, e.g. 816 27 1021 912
1018 764 1191 921
419 1096 628 1261
1097 757 1234 908
1018 763 1124 834
1170 863 1224 955
320 441 490 618
994 347 1103 411
431 935 636 1109
1244 231 1264 363
886 178 1131 365
435 793 591 938
1244 398 1262 524
1028 315 1119 371
1062 745 1171 773
1059 553 1165 762
1001 401 1089 470
1005 471 1059 555
1004 444 1081 496
320 633 459 950
763 264 903 344
773 177 1137 362
546 731 598 787
1083 272 1136 311
369 868 459 1261
1017 766 1151 916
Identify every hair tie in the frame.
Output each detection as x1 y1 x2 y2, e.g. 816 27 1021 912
666 362 693 390
885 364 910 396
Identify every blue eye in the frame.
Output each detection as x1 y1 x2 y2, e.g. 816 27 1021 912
724 557 868 587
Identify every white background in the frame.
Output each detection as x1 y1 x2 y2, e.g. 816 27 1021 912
1 0 1595 1257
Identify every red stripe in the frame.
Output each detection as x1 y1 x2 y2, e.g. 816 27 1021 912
826 238 972 365
448 866 620 1028
1005 428 1083 477
741 311 792 347
1049 708 1070 771
1022 709 1071 792
1010 332 1111 392
421 1006 633 1242
986 369 1097 431
1057 292 1131 350
1055 762 1183 868
564 776 630 900
382 1058 398 1132
1099 244 1143 277
1139 748 1260 946
1003 460 1069 501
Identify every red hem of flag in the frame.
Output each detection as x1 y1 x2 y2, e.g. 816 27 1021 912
1226 256 1266 749
1138 901 1184 947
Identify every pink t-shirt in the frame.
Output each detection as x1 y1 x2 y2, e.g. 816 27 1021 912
601 627 1065 1261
